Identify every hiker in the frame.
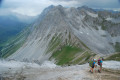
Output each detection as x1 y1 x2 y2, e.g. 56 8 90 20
98 58 103 73
89 59 95 73
94 59 97 72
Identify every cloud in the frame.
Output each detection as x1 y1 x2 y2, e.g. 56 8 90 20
0 0 79 16
84 0 120 8
0 0 120 16
1 0 54 16
52 0 120 8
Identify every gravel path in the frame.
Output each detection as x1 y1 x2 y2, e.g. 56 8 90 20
0 60 120 80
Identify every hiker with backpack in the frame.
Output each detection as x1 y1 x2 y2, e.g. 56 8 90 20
98 58 103 73
94 60 98 72
89 59 96 73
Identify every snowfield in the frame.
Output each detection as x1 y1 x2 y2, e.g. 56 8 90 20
0 60 120 80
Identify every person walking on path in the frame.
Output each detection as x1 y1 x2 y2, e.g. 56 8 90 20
89 59 96 73
98 58 103 73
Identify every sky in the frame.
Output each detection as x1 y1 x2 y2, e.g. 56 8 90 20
0 0 120 16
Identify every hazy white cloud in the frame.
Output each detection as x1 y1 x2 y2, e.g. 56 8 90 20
1 0 55 16
52 0 120 8
1 0 79 16
0 0 120 16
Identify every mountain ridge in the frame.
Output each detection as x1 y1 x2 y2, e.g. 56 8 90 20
1 5 120 65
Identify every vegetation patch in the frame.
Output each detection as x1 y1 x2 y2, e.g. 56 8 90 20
46 35 61 54
80 41 90 50
2 40 25 58
101 25 107 30
105 53 120 61
73 51 96 65
1 27 30 58
101 18 107 30
50 45 83 65
115 42 120 52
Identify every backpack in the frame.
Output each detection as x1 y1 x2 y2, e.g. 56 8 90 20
89 60 93 67
98 59 101 65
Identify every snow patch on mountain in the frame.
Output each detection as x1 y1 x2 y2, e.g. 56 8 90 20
86 11 98 17
106 17 120 23
106 17 113 21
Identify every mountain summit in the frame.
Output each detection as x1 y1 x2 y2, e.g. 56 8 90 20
2 5 120 65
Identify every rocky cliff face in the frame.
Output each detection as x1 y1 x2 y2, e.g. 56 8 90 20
2 5 120 64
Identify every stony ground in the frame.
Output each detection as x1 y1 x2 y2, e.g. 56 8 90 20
0 60 120 80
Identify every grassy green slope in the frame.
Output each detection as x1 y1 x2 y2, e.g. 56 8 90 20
46 35 61 54
115 42 120 52
47 33 97 66
105 53 120 61
72 51 96 65
1 27 30 58
50 45 83 65
104 42 120 61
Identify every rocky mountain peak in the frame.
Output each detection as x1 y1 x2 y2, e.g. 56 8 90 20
2 5 120 64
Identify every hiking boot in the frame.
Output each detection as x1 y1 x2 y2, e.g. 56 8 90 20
98 70 101 73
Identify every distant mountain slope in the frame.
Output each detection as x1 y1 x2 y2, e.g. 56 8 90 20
0 14 37 58
0 16 25 42
2 5 120 65
0 14 36 43
94 8 120 13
